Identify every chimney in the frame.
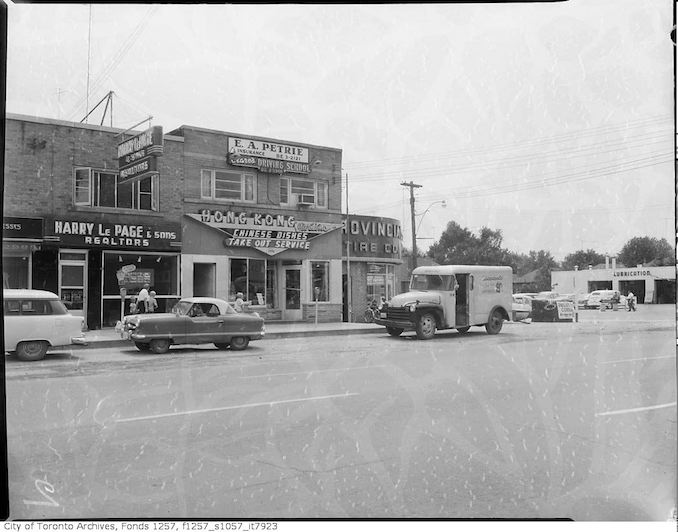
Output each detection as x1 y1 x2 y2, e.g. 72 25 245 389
605 256 610 269
611 257 616 269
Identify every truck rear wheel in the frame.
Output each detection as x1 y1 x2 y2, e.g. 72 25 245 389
485 310 504 335
386 327 403 337
415 313 436 340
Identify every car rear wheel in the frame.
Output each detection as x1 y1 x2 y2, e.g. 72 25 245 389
16 340 48 361
485 310 504 335
229 336 250 351
415 313 436 340
149 339 171 354
456 326 471 334
214 343 230 350
386 327 403 337
134 342 151 352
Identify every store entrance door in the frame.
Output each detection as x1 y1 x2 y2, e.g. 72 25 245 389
283 266 302 321
59 250 88 327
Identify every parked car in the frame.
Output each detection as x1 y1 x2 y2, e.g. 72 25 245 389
586 290 627 310
512 294 533 321
577 293 592 309
123 297 265 353
3 289 87 361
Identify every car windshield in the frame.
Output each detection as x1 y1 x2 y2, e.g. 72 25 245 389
173 301 194 316
410 274 452 291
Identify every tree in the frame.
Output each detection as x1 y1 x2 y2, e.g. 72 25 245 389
562 249 607 271
521 250 559 291
618 237 674 267
427 222 508 265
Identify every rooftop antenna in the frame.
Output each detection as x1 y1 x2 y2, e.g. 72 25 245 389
85 5 92 123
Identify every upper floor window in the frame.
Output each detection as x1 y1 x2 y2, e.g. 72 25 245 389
74 167 158 211
201 169 255 202
280 177 328 208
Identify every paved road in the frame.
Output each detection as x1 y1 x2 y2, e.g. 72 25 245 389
5 310 676 520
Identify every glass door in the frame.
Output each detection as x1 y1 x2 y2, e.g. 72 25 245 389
283 266 302 321
59 250 88 325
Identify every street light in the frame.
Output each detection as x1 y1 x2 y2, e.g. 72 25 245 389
416 200 447 234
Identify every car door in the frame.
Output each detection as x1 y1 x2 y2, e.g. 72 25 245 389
186 303 226 344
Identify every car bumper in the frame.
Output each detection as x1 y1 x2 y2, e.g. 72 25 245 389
374 317 414 330
71 335 88 345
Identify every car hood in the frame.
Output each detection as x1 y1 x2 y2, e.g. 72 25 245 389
389 291 441 307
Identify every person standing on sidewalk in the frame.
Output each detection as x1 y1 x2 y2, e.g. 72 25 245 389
627 291 637 312
136 284 150 313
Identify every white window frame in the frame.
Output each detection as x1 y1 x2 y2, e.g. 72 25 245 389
201 169 256 203
74 167 158 212
281 177 328 209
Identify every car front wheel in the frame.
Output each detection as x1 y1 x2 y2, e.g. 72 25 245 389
229 336 250 351
149 339 171 354
415 313 436 340
485 310 504 335
16 340 48 361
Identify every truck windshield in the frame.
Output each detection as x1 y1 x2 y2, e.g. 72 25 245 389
410 274 452 291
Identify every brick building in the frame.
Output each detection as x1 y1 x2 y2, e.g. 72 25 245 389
3 114 351 326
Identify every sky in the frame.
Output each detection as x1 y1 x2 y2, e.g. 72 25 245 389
4 1 675 261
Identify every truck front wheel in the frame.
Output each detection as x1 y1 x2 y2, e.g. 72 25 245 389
415 313 436 340
485 310 504 335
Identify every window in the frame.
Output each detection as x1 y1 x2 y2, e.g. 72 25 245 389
201 169 255 202
367 264 396 302
74 168 158 211
230 258 266 305
311 261 329 302
280 177 328 208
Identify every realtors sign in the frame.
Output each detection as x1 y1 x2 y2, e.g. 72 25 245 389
117 126 163 183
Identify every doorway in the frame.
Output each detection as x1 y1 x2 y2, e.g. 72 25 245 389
59 249 88 325
283 266 302 321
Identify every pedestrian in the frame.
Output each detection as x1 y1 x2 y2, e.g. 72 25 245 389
234 292 245 313
136 283 150 313
627 291 636 312
147 290 158 313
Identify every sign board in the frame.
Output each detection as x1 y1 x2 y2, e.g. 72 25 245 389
50 219 180 250
3 217 43 239
556 301 575 320
229 154 310 174
228 137 308 163
117 126 163 183
186 209 342 256
342 215 402 259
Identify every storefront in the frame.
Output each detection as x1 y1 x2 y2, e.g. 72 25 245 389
43 217 182 328
551 263 676 304
2 216 45 289
343 215 403 322
182 210 344 321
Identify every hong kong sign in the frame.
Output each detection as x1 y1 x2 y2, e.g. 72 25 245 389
117 126 163 183
187 209 342 256
50 219 180 250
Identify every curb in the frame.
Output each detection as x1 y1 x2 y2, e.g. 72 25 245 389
74 326 386 350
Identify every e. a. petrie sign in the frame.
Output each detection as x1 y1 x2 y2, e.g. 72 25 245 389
117 126 163 183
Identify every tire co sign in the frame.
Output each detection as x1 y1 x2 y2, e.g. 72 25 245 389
187 210 343 256
117 126 164 183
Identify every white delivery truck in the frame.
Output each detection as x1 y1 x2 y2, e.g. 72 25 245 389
374 265 513 339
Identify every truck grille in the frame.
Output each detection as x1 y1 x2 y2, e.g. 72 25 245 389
386 308 413 321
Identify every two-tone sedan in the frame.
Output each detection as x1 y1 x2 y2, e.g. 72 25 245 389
123 297 265 353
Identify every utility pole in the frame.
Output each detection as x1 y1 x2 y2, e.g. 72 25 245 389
401 180 422 273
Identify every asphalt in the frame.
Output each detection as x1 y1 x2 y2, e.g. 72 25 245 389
76 305 676 349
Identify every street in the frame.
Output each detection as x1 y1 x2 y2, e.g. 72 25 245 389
4 308 676 520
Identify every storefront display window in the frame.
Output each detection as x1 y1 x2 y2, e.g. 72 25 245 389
101 252 179 327
366 263 395 304
230 258 266 305
2 255 29 288
311 261 329 301
266 263 277 309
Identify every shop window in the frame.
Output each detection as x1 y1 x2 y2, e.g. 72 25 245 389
230 258 266 306
311 261 329 302
3 255 29 288
281 178 329 208
74 168 158 211
367 263 395 303
201 169 255 202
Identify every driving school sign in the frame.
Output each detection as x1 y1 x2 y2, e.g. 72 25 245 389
187 209 342 256
117 126 164 183
228 137 311 174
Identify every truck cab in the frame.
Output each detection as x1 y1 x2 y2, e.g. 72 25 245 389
374 265 513 339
